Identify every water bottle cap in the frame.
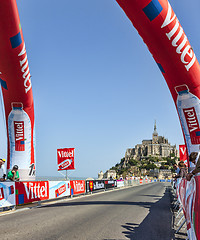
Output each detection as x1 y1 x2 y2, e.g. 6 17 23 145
11 102 23 109
175 85 189 94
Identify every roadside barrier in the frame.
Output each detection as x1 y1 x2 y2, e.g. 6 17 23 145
173 175 200 240
0 178 157 211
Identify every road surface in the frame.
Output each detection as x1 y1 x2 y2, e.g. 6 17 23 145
0 182 173 240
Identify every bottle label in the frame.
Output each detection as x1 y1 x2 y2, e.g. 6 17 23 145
14 121 25 151
55 184 66 198
183 107 200 144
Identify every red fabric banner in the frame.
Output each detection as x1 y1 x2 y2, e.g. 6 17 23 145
179 145 187 161
179 144 188 166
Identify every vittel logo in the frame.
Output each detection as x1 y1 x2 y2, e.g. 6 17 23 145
183 108 199 132
14 121 25 151
180 146 186 155
24 182 48 200
57 150 74 158
18 44 32 93
161 2 196 71
55 184 66 197
183 107 200 144
74 181 84 192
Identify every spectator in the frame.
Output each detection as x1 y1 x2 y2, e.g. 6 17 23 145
173 163 180 174
186 152 200 181
0 158 6 181
7 165 20 181
174 161 187 179
119 175 123 180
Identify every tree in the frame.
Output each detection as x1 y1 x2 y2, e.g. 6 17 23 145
129 159 138 166
145 163 157 170
120 158 125 165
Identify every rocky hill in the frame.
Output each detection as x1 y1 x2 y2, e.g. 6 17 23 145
110 154 179 179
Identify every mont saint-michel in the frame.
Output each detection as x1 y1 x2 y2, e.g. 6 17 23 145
102 121 179 180
124 121 178 164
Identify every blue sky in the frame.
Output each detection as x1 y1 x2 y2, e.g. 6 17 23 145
0 0 200 178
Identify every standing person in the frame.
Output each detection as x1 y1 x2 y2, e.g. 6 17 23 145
186 152 200 181
0 158 6 181
175 161 187 179
173 163 180 174
7 165 20 181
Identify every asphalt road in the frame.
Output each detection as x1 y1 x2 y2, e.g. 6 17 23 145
0 182 173 240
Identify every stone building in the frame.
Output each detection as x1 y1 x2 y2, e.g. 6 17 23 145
125 121 178 164
98 170 116 180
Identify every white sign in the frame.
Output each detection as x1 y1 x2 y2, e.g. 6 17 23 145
49 181 70 199
0 182 15 208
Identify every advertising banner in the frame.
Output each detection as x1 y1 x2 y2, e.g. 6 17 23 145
104 180 117 189
0 0 35 181
15 181 49 205
57 148 75 171
194 177 200 239
0 182 15 208
86 180 105 193
49 181 70 199
70 180 85 195
179 144 188 166
175 176 200 239
117 180 124 188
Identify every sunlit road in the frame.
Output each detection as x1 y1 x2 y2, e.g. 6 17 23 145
0 182 173 240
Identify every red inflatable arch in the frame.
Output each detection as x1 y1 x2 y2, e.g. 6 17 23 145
0 0 35 180
116 0 200 238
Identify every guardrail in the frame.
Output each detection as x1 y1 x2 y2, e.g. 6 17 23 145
172 175 200 240
0 178 156 211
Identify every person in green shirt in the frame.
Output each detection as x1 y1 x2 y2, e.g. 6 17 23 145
7 165 20 181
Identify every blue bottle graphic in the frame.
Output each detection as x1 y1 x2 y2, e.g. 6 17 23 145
176 85 200 157
8 102 31 176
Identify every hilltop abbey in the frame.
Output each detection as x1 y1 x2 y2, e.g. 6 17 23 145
125 121 178 163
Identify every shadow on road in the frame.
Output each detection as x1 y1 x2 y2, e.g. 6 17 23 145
41 200 157 207
121 187 174 240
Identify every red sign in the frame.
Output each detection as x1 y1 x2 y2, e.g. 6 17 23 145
57 148 75 171
15 181 49 205
179 145 188 167
70 180 85 195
